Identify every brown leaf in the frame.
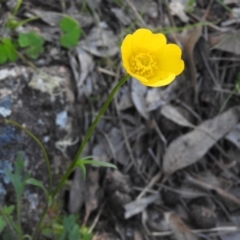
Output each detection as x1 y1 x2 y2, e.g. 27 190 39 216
68 167 86 214
83 167 102 225
179 26 202 86
131 78 149 120
160 104 193 128
79 24 118 57
209 32 240 55
164 212 198 240
163 107 240 175
225 123 240 149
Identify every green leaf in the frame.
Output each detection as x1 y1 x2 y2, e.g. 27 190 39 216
60 31 80 49
25 178 49 199
59 16 81 49
6 153 25 200
0 44 7 64
3 205 15 215
77 159 117 169
69 224 80 240
2 231 15 240
77 164 87 180
0 216 7 234
0 206 15 234
59 16 79 32
0 38 17 64
2 39 17 62
18 31 44 59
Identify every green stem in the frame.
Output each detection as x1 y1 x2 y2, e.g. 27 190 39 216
32 74 129 240
3 119 52 194
31 205 48 240
12 0 22 16
52 74 130 198
16 196 23 240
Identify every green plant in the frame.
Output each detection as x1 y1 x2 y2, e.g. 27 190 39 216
76 156 117 180
18 31 45 59
2 153 49 239
186 0 196 13
42 215 92 240
0 38 18 64
220 73 240 113
0 205 15 234
59 16 82 49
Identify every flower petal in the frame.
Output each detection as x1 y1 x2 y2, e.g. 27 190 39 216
146 73 176 87
121 28 184 87
158 44 184 75
131 29 167 52
126 71 149 83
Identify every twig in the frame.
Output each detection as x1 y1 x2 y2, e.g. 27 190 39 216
186 174 240 206
151 226 240 237
137 172 162 200
125 0 147 27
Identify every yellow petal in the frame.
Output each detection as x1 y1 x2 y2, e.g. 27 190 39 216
125 70 149 83
121 34 133 71
158 44 184 75
146 73 176 87
121 28 185 88
131 29 167 52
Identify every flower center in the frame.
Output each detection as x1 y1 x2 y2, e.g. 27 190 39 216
130 52 157 78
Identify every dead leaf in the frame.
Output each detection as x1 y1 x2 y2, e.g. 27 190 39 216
30 9 93 28
76 48 95 89
163 107 240 175
145 80 179 111
83 167 102 225
124 194 160 219
164 212 198 240
131 78 149 120
111 8 131 26
68 168 86 214
179 26 202 86
79 23 118 57
131 0 158 18
92 128 129 165
118 85 133 111
209 32 240 55
160 104 193 128
225 123 240 149
186 174 240 207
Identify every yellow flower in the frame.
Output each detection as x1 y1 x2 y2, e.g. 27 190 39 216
121 28 184 87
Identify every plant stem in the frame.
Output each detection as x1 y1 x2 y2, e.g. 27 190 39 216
52 74 129 198
12 0 22 16
31 205 48 240
3 119 52 194
16 196 23 240
32 74 129 240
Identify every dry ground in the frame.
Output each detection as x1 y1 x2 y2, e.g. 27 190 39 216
1 0 240 240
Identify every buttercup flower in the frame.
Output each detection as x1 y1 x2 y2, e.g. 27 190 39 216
121 28 184 87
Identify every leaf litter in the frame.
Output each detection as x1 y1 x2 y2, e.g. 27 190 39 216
2 0 240 239
163 106 240 175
